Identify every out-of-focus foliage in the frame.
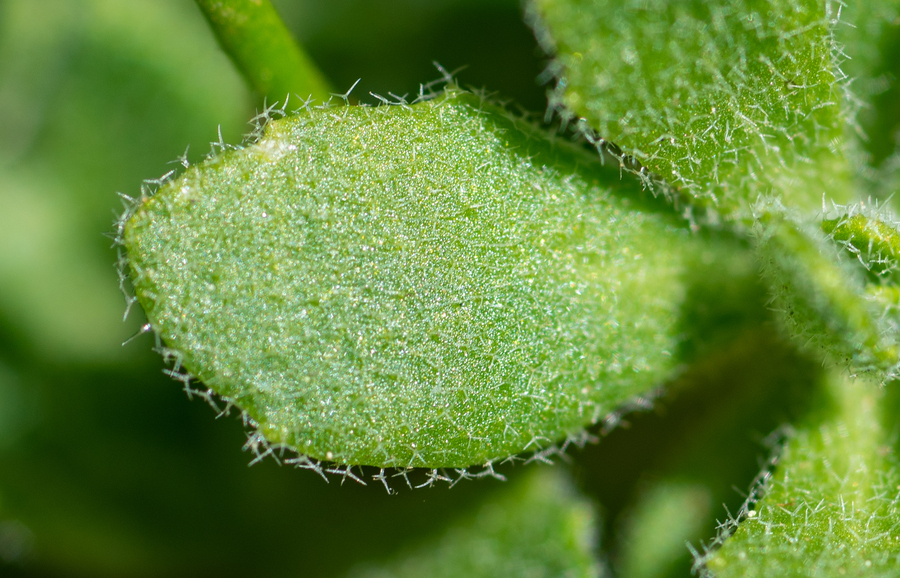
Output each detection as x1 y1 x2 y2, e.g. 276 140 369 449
0 0 248 362
353 469 603 578
838 0 900 192
271 0 549 112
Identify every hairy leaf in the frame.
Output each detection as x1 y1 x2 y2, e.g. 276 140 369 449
124 89 744 468
352 468 603 578
756 213 900 376
822 212 900 281
529 0 854 214
704 373 900 576
529 0 900 379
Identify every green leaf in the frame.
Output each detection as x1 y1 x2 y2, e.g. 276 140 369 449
124 88 746 468
703 372 900 576
528 0 900 379
351 468 603 578
528 0 854 214
755 212 900 376
822 212 900 281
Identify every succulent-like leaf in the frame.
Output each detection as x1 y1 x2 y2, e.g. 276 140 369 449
352 468 603 578
703 373 900 576
124 89 745 467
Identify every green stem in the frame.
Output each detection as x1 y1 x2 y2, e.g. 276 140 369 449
194 0 333 104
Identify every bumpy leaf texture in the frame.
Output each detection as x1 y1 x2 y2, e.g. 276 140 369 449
124 89 747 467
755 213 899 375
529 0 854 214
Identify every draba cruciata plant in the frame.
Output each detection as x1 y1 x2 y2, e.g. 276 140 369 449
117 0 900 575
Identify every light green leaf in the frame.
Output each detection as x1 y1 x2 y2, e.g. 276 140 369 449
351 468 603 578
704 372 900 576
124 88 747 468
528 0 854 215
529 0 900 379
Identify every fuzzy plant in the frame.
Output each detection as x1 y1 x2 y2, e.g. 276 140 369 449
116 0 900 576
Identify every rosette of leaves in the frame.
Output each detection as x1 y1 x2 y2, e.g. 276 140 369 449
120 0 900 575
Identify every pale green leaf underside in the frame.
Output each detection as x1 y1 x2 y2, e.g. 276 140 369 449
706 373 900 576
531 0 853 213
124 89 741 468
352 468 602 578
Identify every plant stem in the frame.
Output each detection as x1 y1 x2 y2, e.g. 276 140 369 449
194 0 332 105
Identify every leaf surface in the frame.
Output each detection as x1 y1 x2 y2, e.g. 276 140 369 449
704 373 900 576
124 89 743 467
529 0 900 380
529 0 854 214
756 213 900 375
